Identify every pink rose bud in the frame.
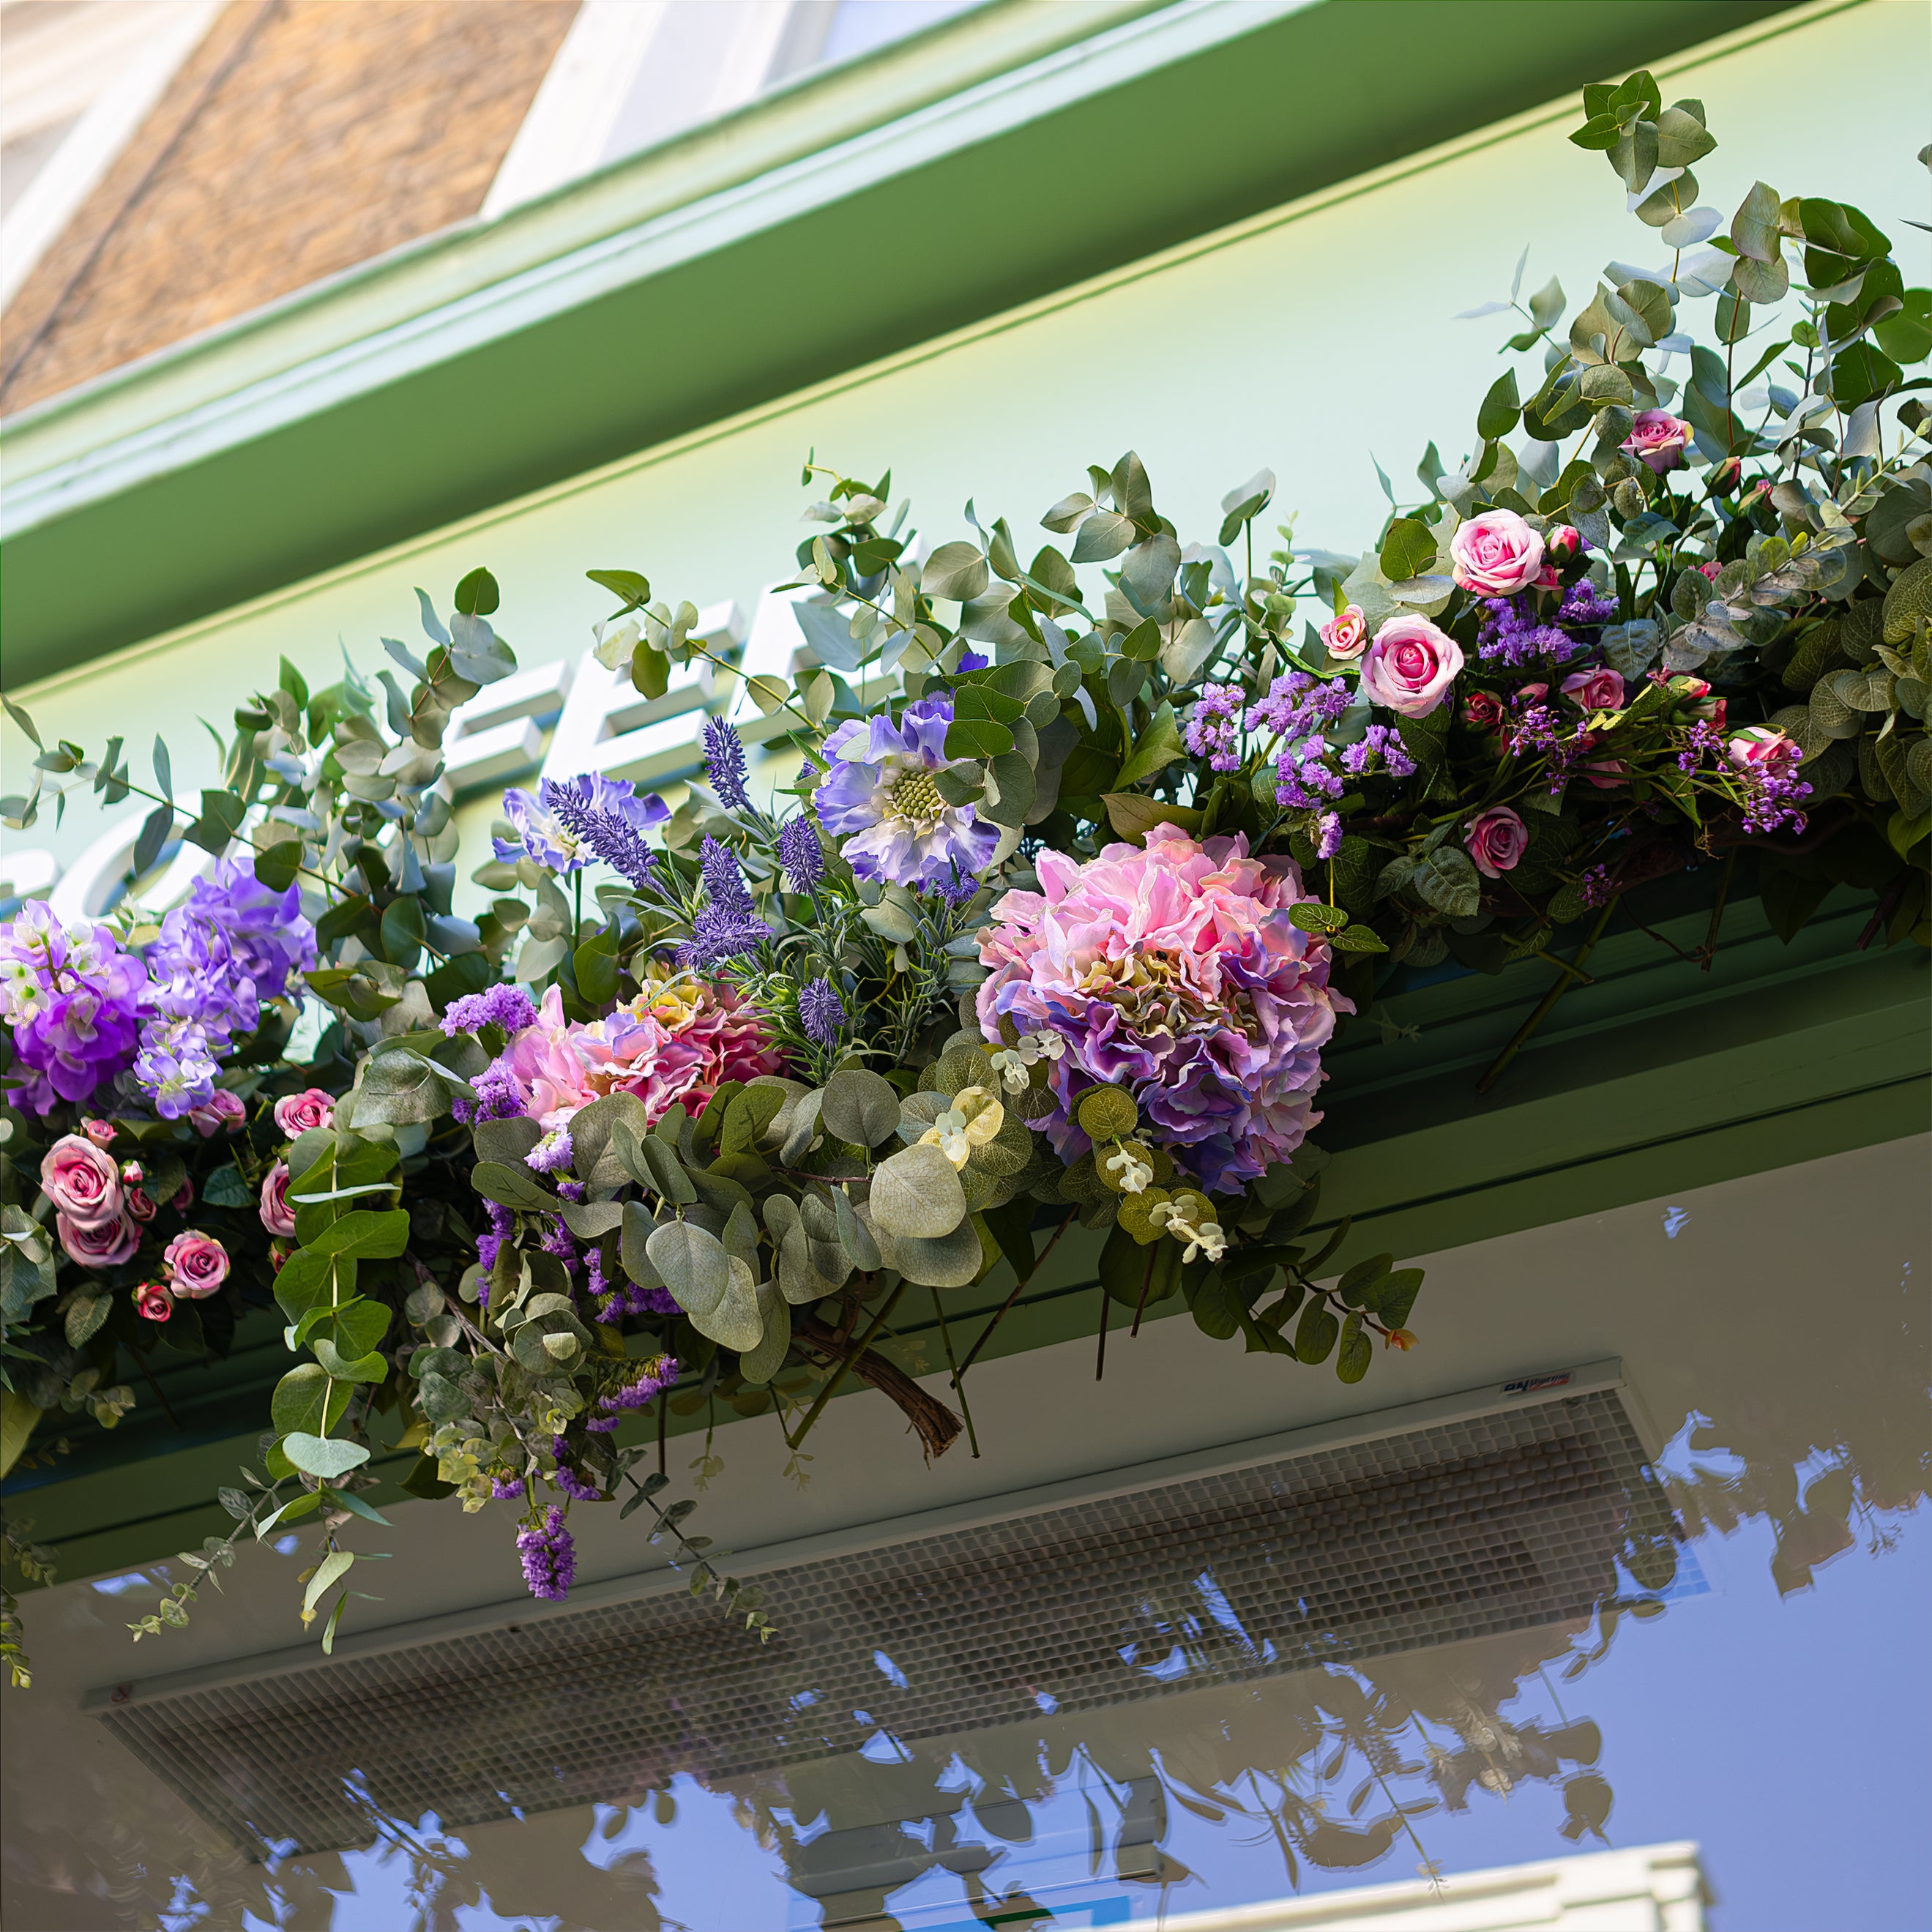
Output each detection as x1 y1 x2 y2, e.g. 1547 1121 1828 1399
1449 509 1545 596
1464 806 1530 879
41 1134 123 1229
1727 726 1798 772
1622 410 1695 475
163 1229 230 1299
1319 603 1370 660
1359 616 1464 719
171 1177 195 1213
1517 682 1549 704
1582 759 1629 791
1668 675 1712 699
1696 560 1722 581
133 1282 174 1323
259 1161 298 1238
127 1189 157 1225
1546 525 1582 561
1560 668 1625 712
58 1209 141 1270
188 1089 248 1138
119 1160 143 1186
1462 691 1506 731
82 1118 117 1148
273 1088 335 1136
1698 698 1728 729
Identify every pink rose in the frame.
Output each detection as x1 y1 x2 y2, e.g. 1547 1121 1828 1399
1463 691 1506 731
1319 604 1369 660
171 1177 195 1213
1728 726 1798 772
1561 668 1625 712
273 1088 335 1136
1449 510 1544 596
41 1135 122 1228
1465 806 1530 879
1359 616 1463 719
1696 560 1722 581
133 1283 174 1323
82 1118 117 1148
127 1189 157 1225
163 1229 229 1299
1623 410 1695 474
1517 682 1549 704
259 1161 297 1237
58 1210 139 1270
1546 525 1582 561
188 1089 247 1138
1582 760 1628 790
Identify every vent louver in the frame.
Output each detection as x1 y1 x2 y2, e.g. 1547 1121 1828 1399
93 1366 1676 1857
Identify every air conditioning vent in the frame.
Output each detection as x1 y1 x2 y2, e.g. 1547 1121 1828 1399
92 1362 1679 1857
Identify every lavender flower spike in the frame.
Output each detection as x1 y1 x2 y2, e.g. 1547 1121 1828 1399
540 774 668 889
778 815 824 894
703 717 751 811
799 977 846 1046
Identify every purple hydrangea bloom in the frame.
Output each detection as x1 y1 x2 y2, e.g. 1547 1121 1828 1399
702 718 751 810
0 902 146 1113
799 976 845 1046
813 695 999 892
496 773 667 873
441 983 538 1038
516 1506 576 1601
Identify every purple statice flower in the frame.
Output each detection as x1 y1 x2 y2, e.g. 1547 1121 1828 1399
679 838 770 970
1560 579 1620 627
0 902 147 1113
799 976 845 1047
593 1353 680 1427
1338 723 1416 779
1243 673 1351 742
1316 813 1344 861
778 815 824 894
537 773 667 889
452 1059 524 1128
551 1439 605 1501
540 1217 581 1275
441 983 538 1039
476 1200 514 1284
1475 585 1614 668
516 1506 576 1601
496 773 667 874
491 1474 526 1499
1273 742 1345 810
1579 865 1616 909
527 1127 574 1174
702 718 751 811
1185 683 1245 773
813 695 1000 892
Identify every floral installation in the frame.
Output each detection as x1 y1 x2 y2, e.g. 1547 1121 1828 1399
0 75 1927 1686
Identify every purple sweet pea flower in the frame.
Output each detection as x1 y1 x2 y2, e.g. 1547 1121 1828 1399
813 695 999 892
0 903 149 1113
496 773 668 873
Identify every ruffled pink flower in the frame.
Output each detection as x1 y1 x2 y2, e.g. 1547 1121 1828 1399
163 1230 229 1299
976 824 1352 1191
258 1162 297 1237
59 1209 139 1269
41 1133 122 1228
273 1088 335 1135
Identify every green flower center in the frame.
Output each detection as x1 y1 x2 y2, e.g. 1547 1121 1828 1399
889 766 945 824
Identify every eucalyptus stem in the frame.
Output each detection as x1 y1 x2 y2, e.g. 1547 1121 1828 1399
958 1207 1076 1377
928 1283 980 1459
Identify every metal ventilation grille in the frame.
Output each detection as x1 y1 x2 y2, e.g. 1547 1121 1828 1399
97 1381 1671 1856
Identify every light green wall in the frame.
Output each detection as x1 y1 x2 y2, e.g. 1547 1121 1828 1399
4 0 1923 897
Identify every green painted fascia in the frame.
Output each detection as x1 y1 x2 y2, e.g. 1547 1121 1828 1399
8 884 1922 1586
0 0 1806 685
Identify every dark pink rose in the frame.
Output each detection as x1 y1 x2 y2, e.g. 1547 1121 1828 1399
82 1119 117 1148
171 1177 195 1213
1561 668 1625 711
273 1087 335 1136
1623 411 1695 474
189 1089 247 1138
127 1189 157 1225
1465 806 1530 879
163 1229 229 1299
133 1282 174 1322
1319 603 1369 660
1463 691 1506 731
1450 509 1544 596
1360 616 1463 718
42 1135 122 1228
58 1209 139 1269
259 1161 297 1238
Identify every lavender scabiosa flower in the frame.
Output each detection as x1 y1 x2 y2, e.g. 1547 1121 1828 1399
813 694 999 892
441 984 538 1040
539 773 667 889
516 1506 576 1601
778 815 824 894
799 977 846 1047
702 717 751 810
1185 683 1244 772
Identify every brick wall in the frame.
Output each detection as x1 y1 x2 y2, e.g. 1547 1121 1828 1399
1 0 579 417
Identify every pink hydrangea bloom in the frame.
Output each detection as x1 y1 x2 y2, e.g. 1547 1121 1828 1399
975 824 1352 1191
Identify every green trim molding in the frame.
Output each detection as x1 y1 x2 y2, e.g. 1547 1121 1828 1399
8 875 1923 1586
0 0 1808 685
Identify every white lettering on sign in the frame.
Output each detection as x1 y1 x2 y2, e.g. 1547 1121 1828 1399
442 658 575 790
46 813 213 923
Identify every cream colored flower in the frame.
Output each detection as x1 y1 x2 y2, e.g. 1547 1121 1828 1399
918 1085 1004 1171
1105 1145 1154 1195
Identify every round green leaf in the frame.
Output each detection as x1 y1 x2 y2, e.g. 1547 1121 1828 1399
820 1069 902 1147
1075 1087 1138 1143
870 1142 967 1238
281 1432 371 1480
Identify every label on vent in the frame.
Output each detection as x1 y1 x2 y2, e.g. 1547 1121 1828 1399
1502 1370 1574 1396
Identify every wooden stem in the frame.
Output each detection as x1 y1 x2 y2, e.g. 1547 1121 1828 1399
792 1308 961 1461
